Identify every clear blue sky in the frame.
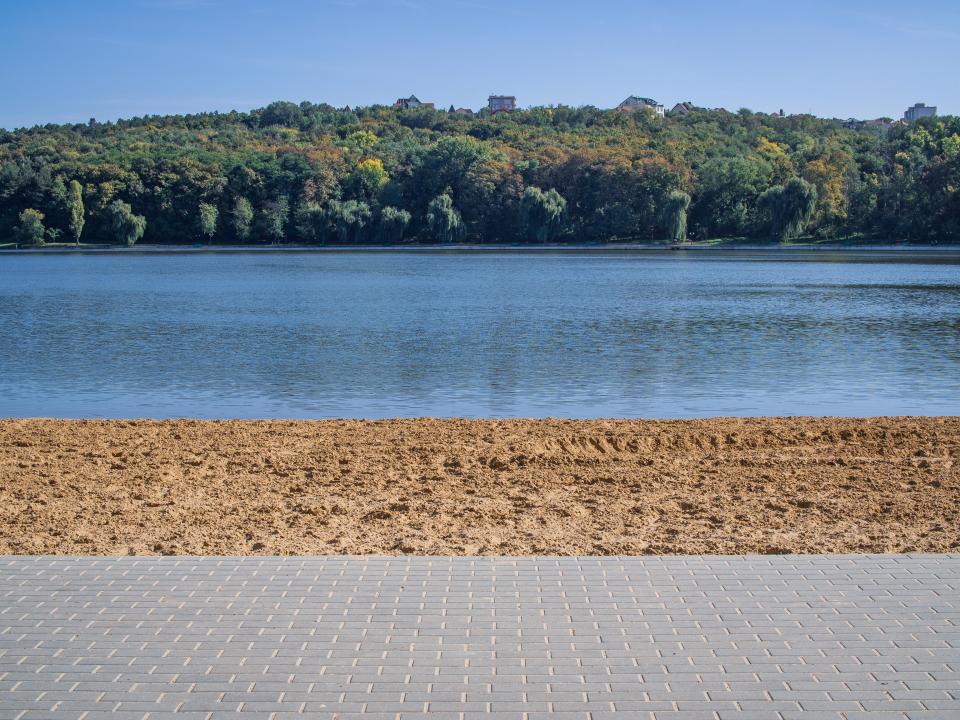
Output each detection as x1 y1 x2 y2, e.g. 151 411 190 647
3 0 958 129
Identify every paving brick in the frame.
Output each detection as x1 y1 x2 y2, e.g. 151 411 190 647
0 555 958 718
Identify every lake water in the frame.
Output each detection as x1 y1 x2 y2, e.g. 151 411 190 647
1 249 958 419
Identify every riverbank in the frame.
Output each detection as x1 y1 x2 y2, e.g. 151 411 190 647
2 417 956 555
3 240 960 253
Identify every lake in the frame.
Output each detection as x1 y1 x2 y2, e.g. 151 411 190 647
1 249 958 419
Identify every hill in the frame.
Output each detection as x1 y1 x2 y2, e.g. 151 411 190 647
2 102 958 245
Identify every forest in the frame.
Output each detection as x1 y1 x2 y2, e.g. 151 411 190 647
1 101 959 246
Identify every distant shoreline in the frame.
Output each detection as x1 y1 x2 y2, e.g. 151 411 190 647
4 241 960 255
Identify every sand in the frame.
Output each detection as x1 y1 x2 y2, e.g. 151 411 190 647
1 417 957 555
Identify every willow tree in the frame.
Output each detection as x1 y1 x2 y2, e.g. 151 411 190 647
663 190 691 242
198 202 218 244
520 186 567 243
324 199 371 244
107 200 146 246
67 180 84 245
758 177 818 241
232 196 254 243
376 206 411 244
293 201 324 243
15 209 46 246
426 193 463 243
263 197 289 245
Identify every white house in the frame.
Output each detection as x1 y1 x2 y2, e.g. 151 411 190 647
488 95 517 113
616 96 665 117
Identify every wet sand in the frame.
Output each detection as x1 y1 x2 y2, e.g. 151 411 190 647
1 417 957 555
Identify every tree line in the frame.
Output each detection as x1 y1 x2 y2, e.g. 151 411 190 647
2 101 958 246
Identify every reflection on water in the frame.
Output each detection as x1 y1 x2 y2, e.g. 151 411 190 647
1 249 958 418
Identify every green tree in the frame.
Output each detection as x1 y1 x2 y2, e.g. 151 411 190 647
50 176 67 205
263 196 289 244
375 206 411 244
107 200 147 246
198 202 218 244
348 158 389 202
758 177 818 242
426 193 463 243
232 196 254 243
345 129 379 153
413 137 490 209
259 101 304 128
293 201 325 243
944 134 960 159
324 199 372 244
663 190 691 241
458 159 524 242
66 180 84 245
15 209 46 246
690 156 772 238
585 203 641 241
519 186 567 243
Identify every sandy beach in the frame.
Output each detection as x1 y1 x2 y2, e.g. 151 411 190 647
1 417 957 555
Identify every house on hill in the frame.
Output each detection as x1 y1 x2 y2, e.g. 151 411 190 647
448 105 474 115
394 95 434 110
844 117 894 131
670 102 697 116
865 118 893 130
617 96 665 117
488 95 517 113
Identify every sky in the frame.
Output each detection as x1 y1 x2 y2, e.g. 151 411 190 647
2 0 959 129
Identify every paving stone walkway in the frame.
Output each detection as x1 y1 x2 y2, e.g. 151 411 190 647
1 555 958 720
